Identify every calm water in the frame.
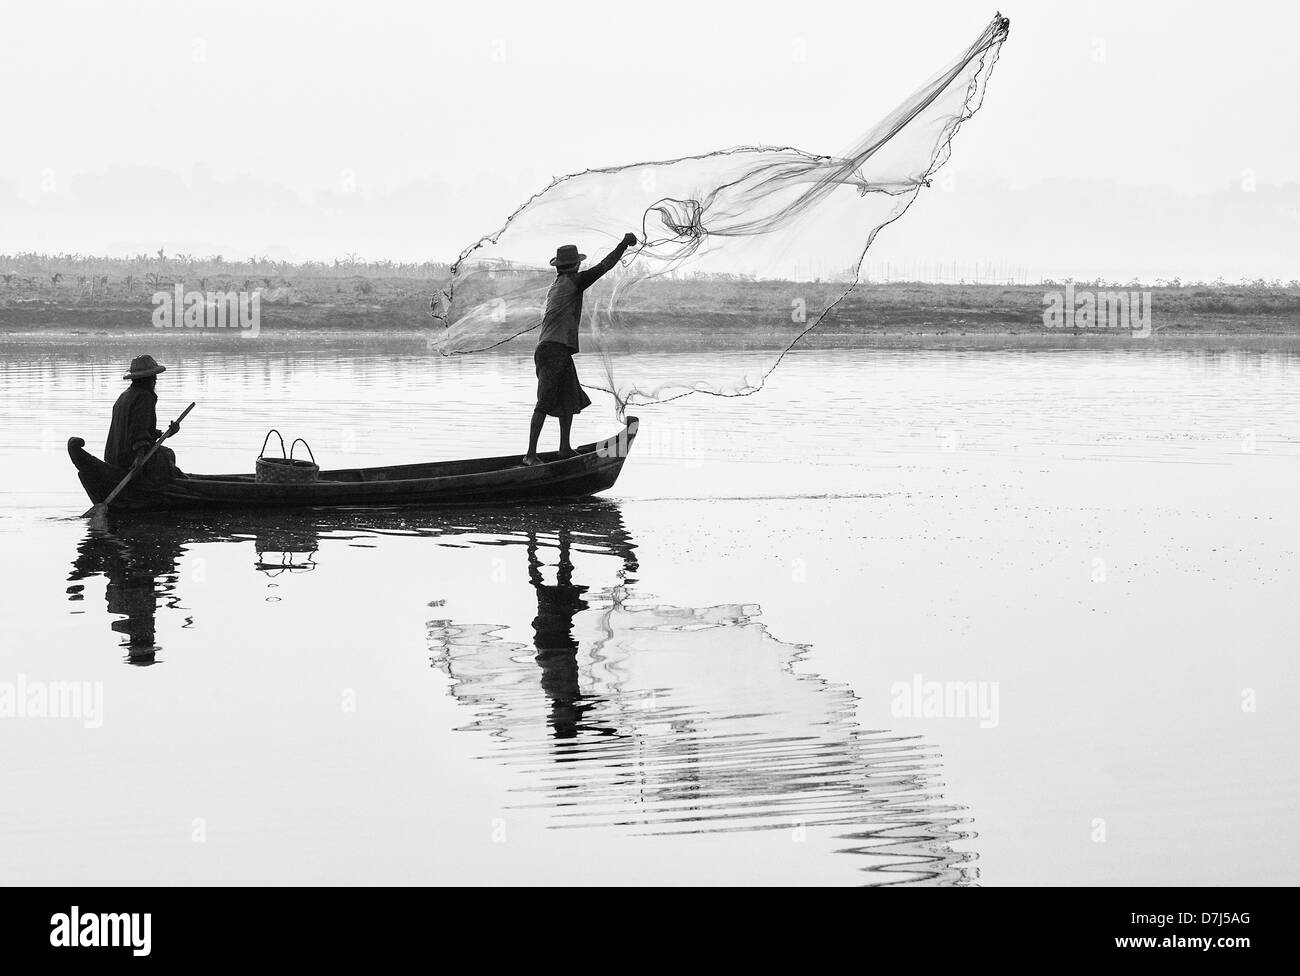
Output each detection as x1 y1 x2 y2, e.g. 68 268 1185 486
1 336 1298 885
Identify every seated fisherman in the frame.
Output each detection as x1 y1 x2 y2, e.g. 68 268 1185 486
105 355 184 481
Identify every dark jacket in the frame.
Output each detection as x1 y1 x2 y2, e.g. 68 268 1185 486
104 384 161 468
536 241 629 352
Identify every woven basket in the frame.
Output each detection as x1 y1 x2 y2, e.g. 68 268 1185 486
255 430 320 484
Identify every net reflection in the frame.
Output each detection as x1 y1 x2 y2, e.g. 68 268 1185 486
428 505 979 886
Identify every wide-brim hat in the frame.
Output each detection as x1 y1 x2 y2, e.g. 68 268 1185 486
124 354 166 380
549 244 586 268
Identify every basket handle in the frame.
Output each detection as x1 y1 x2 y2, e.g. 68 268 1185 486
259 428 286 459
290 438 316 466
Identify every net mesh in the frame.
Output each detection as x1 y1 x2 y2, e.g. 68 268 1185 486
431 13 1011 415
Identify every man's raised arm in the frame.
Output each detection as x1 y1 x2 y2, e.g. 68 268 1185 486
576 232 639 289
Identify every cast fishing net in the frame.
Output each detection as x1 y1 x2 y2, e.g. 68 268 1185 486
431 13 1011 415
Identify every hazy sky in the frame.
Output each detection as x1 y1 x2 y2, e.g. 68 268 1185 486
1 0 1296 279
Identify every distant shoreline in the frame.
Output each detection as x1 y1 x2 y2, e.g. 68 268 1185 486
3 277 1298 341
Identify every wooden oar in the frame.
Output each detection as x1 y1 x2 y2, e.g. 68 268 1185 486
84 402 195 523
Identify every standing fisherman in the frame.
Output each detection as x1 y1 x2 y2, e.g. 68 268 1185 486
522 233 638 466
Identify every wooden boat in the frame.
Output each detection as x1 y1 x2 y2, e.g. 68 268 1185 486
68 417 639 512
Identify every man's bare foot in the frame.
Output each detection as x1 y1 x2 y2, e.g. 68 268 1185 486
558 448 578 460
521 454 543 466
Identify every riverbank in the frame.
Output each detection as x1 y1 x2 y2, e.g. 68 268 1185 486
2 276 1298 340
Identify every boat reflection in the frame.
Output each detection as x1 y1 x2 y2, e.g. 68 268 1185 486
67 516 324 662
65 502 977 883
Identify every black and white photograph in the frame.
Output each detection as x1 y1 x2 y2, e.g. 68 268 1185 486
0 0 1293 933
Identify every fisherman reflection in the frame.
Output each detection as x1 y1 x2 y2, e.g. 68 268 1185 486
527 526 616 740
67 526 184 665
